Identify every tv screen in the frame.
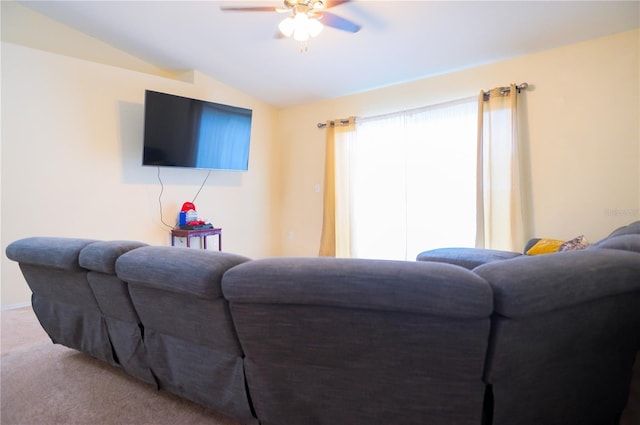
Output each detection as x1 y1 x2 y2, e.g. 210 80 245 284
142 90 252 171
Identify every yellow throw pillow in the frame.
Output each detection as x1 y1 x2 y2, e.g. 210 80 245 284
526 238 565 255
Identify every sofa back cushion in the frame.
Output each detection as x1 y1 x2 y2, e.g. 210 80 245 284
79 240 147 274
6 236 98 271
475 249 640 425
592 220 640 248
5 237 115 364
223 257 493 425
115 246 256 424
79 241 155 384
592 234 640 253
416 247 521 269
606 220 640 239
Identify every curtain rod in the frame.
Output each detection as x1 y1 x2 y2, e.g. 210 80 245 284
484 82 529 96
317 119 352 129
317 82 529 128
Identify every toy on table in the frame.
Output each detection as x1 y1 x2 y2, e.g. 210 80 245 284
177 202 213 229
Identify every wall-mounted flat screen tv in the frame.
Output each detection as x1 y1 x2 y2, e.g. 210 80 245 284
142 90 252 171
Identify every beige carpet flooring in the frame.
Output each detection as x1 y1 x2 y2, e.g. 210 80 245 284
1 306 244 425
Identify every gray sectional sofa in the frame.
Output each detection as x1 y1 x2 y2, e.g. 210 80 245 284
5 221 640 425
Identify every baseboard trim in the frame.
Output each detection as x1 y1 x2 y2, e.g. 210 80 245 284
1 302 31 311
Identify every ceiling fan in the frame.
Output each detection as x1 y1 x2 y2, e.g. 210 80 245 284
220 0 361 42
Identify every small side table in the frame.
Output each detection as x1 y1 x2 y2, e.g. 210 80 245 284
171 228 222 251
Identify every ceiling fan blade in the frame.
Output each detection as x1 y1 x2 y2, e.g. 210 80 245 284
220 6 279 12
319 11 360 33
324 0 352 9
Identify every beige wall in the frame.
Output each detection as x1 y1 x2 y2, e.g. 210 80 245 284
278 29 640 256
1 43 280 307
1 2 638 307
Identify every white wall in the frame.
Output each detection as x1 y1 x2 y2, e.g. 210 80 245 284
277 29 640 256
1 43 281 307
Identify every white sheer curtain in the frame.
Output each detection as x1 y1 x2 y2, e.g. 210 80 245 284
346 98 478 260
322 88 527 259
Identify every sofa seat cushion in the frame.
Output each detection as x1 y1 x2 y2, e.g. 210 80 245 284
416 247 521 269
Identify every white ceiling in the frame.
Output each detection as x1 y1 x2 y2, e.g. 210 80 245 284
18 1 640 108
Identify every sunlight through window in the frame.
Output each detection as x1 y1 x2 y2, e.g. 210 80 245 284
349 98 478 260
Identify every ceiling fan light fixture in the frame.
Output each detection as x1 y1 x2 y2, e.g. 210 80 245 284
307 17 323 37
278 16 296 37
286 12 323 41
294 26 310 42
293 13 309 40
221 0 360 47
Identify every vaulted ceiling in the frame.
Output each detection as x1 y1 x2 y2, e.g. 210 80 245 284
17 1 640 108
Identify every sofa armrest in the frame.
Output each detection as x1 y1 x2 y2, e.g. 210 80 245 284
416 247 521 269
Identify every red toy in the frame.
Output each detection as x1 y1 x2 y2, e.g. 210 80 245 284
181 202 196 212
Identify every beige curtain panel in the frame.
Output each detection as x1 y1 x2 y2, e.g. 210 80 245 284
476 84 527 251
318 118 356 257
